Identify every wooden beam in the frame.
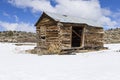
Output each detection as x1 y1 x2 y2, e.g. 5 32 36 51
72 30 81 38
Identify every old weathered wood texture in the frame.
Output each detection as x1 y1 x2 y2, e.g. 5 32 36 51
84 26 104 49
60 26 71 49
35 13 104 54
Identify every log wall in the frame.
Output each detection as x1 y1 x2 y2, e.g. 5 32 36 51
59 26 71 49
46 25 59 46
84 26 104 49
36 16 58 49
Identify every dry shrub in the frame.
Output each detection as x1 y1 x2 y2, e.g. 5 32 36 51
48 42 61 54
26 49 37 54
26 48 43 55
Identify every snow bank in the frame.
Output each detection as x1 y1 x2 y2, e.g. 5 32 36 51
0 43 120 80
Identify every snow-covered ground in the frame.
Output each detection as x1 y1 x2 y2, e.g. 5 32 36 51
0 43 120 80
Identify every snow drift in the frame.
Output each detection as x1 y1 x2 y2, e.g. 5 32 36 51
0 43 120 80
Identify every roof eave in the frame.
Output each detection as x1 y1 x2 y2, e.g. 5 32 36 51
61 22 103 28
34 12 45 26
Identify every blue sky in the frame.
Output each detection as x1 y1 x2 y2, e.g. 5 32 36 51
0 0 120 32
100 0 120 11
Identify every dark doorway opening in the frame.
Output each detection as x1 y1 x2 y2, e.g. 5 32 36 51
72 27 83 47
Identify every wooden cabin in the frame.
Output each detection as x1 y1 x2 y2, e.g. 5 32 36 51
34 12 104 54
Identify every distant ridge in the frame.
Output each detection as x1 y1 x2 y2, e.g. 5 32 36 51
0 31 36 43
104 28 120 43
0 28 120 43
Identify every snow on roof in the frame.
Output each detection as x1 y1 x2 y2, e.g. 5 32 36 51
44 12 102 27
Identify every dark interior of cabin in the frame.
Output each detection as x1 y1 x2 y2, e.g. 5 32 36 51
72 27 83 47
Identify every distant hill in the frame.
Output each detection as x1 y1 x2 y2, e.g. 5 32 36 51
0 31 37 43
0 28 120 43
104 28 120 43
